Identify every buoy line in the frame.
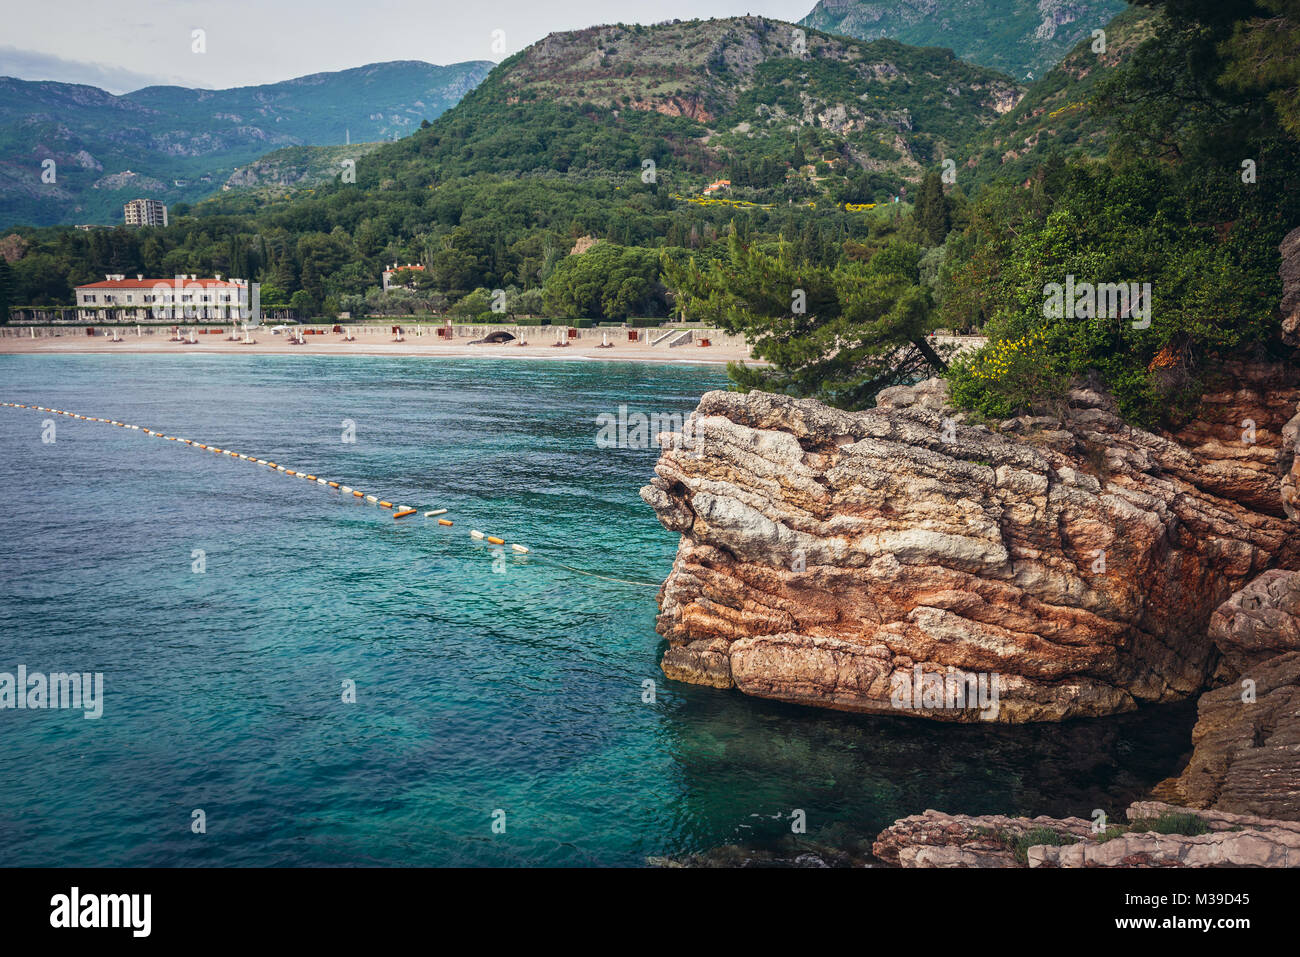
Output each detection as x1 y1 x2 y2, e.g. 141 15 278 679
1 401 536 559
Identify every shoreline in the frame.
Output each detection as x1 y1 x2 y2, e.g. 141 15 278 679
0 336 756 365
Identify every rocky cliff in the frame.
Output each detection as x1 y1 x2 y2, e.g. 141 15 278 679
642 366 1300 723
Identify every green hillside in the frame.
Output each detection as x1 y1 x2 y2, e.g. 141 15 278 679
802 0 1127 79
962 5 1161 184
219 143 389 201
222 16 1022 210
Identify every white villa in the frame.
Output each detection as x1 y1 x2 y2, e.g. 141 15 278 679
74 275 253 322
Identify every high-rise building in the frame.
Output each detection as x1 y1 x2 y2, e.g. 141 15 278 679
123 198 168 227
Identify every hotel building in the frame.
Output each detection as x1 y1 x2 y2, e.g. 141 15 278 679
74 275 253 322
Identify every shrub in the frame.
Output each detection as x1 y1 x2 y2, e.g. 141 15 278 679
1128 813 1212 837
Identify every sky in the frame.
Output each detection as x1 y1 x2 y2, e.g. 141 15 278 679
1 0 808 93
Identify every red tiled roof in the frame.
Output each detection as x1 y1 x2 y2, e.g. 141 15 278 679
75 278 244 289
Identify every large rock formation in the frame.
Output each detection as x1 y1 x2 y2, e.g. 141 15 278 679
1282 398 1300 520
873 802 1300 867
1151 650 1300 819
1149 570 1300 821
1279 227 1300 517
642 369 1300 722
1209 570 1300 672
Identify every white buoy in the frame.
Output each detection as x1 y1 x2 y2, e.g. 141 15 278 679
470 530 485 540
424 509 447 517
511 544 529 554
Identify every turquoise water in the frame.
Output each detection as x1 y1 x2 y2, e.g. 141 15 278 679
0 355 1194 866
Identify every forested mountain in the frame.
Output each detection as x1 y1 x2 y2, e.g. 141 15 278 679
801 0 1127 78
204 16 1021 212
962 5 1160 183
0 60 492 227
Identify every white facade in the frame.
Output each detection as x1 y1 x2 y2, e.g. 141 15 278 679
123 198 168 228
75 275 251 321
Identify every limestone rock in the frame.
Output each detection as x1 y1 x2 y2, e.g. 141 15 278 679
1209 570 1300 671
874 802 1300 867
1283 400 1300 520
642 369 1300 722
1151 650 1300 820
872 810 1092 867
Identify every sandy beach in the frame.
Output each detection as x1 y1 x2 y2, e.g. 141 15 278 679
0 329 757 364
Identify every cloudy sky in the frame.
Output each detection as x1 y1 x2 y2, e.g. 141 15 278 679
2 0 807 93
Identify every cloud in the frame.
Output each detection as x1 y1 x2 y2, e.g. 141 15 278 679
0 46 200 94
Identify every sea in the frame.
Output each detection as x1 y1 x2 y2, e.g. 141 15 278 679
0 354 1194 866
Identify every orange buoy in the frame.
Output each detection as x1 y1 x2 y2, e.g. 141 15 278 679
393 508 417 519
306 475 317 482
328 482 340 489
378 501 393 509
438 519 454 526
353 491 363 498
487 536 505 545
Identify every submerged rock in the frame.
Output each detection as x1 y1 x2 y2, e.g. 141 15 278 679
642 368 1300 722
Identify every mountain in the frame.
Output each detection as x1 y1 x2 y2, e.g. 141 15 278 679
0 60 493 227
963 6 1159 183
285 16 1024 204
220 142 389 197
801 0 1128 79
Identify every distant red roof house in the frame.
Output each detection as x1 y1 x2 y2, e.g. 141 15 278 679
382 263 426 292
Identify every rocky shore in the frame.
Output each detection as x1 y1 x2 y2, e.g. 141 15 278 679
643 228 1300 864
641 370 1300 722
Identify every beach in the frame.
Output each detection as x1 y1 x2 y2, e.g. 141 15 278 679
0 327 756 364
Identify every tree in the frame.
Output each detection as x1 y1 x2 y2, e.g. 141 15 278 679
663 228 946 410
0 258 12 323
1220 0 1300 138
542 243 663 319
449 287 493 318
914 171 951 246
289 290 316 319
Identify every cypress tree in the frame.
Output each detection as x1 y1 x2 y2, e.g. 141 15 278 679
915 171 951 246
